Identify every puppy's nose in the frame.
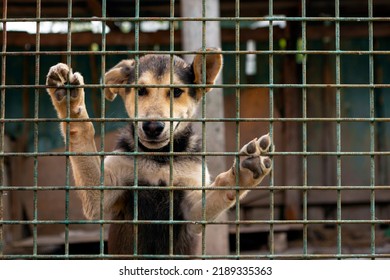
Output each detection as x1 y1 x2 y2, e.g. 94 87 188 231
142 121 165 138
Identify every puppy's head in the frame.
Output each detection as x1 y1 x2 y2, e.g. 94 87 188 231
104 48 222 149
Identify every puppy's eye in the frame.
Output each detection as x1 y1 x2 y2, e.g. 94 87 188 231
173 88 183 98
138 87 148 96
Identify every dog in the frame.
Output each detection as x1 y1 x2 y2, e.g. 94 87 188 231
46 48 272 256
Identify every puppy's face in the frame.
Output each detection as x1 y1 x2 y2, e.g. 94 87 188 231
105 49 222 149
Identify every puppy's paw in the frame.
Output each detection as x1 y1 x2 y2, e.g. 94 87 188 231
235 133 273 186
46 63 85 118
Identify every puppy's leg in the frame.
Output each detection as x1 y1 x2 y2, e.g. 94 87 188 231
46 63 103 219
187 134 272 233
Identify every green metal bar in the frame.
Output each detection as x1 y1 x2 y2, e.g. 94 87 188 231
5 49 390 56
2 151 390 157
2 252 390 260
2 117 390 124
234 0 241 259
32 0 41 259
301 0 308 258
99 0 107 258
168 0 175 257
1 252 390 260
201 0 207 258
133 0 140 258
3 219 390 226
5 83 390 90
0 0 7 258
368 0 376 260
3 16 390 23
268 0 275 259
335 0 342 258
1 185 390 192
64 0 73 259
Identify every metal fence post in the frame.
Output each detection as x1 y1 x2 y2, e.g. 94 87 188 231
0 0 8 258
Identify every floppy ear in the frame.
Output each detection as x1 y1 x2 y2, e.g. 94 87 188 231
104 59 135 101
192 48 223 93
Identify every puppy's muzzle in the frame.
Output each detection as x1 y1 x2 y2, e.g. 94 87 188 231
142 121 165 139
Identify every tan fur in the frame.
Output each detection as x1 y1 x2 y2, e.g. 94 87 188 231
46 49 272 250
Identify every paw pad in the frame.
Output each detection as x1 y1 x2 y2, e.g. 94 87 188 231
263 157 272 169
54 88 66 101
236 133 273 185
259 134 270 150
246 140 257 154
241 156 262 179
46 63 86 118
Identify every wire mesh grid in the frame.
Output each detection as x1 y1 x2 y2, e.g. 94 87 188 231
1 0 390 259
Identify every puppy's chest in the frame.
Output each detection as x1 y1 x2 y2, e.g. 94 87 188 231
134 157 207 187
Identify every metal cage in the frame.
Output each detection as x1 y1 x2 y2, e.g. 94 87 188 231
1 0 390 259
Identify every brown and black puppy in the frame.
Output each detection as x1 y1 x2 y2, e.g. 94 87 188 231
46 49 272 256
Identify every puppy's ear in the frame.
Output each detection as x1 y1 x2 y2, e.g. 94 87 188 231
104 59 135 101
192 48 223 94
